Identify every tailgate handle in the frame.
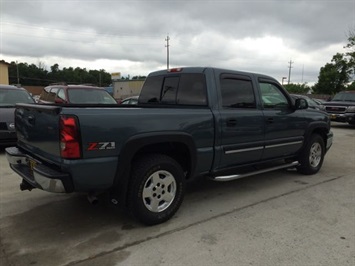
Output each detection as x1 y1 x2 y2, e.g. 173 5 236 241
27 115 35 125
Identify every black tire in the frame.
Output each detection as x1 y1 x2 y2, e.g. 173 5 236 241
297 134 325 175
127 154 185 225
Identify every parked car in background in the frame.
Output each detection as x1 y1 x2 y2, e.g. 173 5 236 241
0 84 35 146
290 94 325 111
32 95 40 103
312 98 326 105
38 84 118 104
323 91 355 125
121 95 139 105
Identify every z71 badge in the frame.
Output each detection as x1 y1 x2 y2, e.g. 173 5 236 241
87 142 116 151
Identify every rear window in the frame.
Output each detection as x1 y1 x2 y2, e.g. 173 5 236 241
68 89 117 104
139 73 207 106
0 89 34 106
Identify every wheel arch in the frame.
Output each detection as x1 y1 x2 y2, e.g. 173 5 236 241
303 122 329 149
111 132 197 205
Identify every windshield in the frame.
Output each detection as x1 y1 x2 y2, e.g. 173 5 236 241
68 89 117 104
305 97 319 107
0 89 35 107
332 92 355 102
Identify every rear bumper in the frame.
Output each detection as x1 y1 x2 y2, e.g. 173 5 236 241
5 146 73 193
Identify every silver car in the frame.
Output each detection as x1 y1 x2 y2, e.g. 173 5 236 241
0 84 35 147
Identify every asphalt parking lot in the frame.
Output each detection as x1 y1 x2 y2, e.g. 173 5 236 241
0 122 354 266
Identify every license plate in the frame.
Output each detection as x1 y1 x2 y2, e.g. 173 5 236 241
28 159 37 171
330 114 337 119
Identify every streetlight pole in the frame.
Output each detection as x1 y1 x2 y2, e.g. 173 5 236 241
282 77 287 85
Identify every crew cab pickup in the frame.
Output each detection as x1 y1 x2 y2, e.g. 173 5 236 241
323 91 355 125
6 67 333 225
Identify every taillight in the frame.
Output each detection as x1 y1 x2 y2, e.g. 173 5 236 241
167 68 183 73
60 115 81 159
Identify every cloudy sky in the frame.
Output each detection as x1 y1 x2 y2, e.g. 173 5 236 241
1 0 354 84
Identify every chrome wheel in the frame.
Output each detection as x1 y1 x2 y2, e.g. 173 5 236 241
297 134 325 175
142 170 176 213
128 154 185 225
309 142 322 167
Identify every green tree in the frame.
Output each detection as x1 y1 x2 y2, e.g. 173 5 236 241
347 81 355 90
7 60 114 87
283 83 310 94
344 29 355 74
313 31 355 94
313 53 351 94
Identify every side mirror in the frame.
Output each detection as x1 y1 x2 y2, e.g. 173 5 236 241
295 98 308 110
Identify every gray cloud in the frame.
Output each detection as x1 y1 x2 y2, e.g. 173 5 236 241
1 0 354 83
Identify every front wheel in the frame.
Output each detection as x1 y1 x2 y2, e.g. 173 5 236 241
297 134 325 175
127 154 185 225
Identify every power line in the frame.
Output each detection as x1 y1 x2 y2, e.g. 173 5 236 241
2 31 161 46
1 21 161 39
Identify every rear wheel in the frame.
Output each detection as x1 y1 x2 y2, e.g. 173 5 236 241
127 154 185 225
297 134 325 175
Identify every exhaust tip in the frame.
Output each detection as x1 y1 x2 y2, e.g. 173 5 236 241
87 193 99 205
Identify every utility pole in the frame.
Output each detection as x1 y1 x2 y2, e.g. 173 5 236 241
16 61 20 85
288 59 293 84
165 34 170 70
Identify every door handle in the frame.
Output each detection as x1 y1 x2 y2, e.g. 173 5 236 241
266 118 274 124
226 118 237 127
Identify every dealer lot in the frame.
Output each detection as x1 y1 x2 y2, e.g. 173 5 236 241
0 122 354 266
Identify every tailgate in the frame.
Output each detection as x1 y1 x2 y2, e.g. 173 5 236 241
15 103 62 161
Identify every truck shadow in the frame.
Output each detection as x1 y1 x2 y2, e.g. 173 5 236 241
0 168 319 265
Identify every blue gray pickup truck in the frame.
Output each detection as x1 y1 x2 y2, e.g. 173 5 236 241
6 67 333 225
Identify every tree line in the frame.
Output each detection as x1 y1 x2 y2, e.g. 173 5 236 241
7 31 355 93
8 62 146 87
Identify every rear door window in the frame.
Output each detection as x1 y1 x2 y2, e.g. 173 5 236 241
220 76 256 108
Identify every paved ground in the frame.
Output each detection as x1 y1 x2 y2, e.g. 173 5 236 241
0 122 354 266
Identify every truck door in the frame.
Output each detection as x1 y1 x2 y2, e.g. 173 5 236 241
258 79 305 160
217 74 265 169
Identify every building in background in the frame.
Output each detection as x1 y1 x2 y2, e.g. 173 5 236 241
113 79 145 100
0 60 10 84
